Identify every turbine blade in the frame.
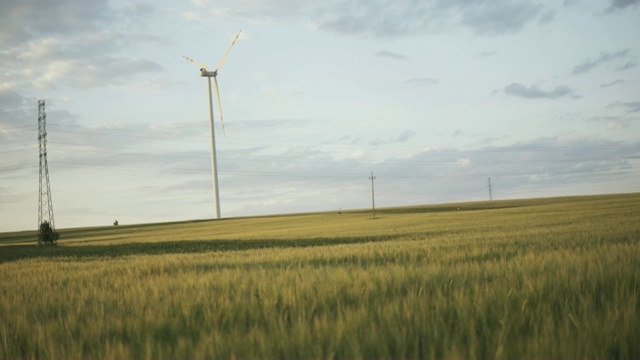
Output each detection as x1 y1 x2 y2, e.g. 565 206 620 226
183 56 210 71
213 77 225 136
216 30 242 72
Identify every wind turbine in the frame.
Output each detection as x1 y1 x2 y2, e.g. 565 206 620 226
184 30 241 219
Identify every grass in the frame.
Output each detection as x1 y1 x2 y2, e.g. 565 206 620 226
1 193 639 359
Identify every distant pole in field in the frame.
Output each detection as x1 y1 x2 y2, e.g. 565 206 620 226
369 171 376 219
487 177 493 201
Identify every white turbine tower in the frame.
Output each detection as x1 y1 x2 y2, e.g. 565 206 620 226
184 30 241 219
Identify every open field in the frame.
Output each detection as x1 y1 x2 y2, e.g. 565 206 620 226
1 194 639 359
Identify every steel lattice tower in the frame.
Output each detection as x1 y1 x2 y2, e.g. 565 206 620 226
38 99 56 244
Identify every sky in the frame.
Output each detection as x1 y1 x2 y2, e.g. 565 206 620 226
1 0 639 232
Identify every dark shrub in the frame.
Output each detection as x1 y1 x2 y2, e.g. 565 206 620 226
39 221 59 245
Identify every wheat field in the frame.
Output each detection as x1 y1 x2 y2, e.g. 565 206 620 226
1 194 639 359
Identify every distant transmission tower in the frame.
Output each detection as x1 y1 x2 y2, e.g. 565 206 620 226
38 100 57 245
487 177 493 201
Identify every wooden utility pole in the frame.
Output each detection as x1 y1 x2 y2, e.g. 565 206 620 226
369 171 376 219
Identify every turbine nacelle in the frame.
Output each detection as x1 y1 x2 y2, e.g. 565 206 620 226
200 69 218 77
184 30 241 134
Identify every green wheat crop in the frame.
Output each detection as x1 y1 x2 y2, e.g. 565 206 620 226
1 194 639 359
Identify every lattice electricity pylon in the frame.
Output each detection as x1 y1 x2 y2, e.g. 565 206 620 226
38 99 56 245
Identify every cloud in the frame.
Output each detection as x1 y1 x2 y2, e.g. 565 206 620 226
233 119 319 130
617 60 637 71
600 79 625 88
318 0 553 37
0 1 164 90
457 158 472 167
589 116 632 130
476 51 497 58
228 135 639 209
0 0 116 46
459 2 553 35
0 90 31 125
375 50 408 60
350 148 367 160
571 49 632 75
606 121 630 130
404 78 439 87
35 57 162 89
608 101 640 113
0 92 214 181
604 0 640 13
0 90 37 153
122 1 156 19
0 91 80 181
504 83 580 99
395 129 416 143
186 0 553 38
3 106 640 230
368 129 417 147
377 136 640 204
